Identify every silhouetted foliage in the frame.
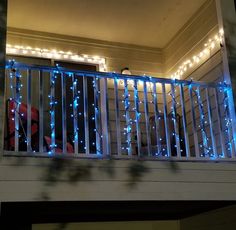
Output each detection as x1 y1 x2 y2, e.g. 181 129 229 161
54 223 68 230
97 158 116 178
126 161 149 188
66 162 92 184
41 157 93 186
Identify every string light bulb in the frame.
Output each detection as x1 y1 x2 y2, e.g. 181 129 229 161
6 44 107 72
171 30 224 80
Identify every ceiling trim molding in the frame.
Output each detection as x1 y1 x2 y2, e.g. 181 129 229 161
165 25 219 74
163 0 215 51
7 27 162 54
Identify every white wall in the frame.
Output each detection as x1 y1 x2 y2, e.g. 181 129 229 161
1 158 236 201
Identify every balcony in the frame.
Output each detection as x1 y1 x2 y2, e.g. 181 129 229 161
3 60 236 161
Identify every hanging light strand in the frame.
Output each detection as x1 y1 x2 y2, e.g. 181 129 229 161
92 76 102 154
48 70 58 154
9 60 28 147
122 79 132 154
193 88 211 157
169 84 182 154
222 87 234 156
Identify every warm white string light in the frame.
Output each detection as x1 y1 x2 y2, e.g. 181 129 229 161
6 44 107 72
171 30 224 80
6 29 224 80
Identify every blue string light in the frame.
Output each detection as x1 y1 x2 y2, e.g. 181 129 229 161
193 87 211 157
149 82 163 156
170 83 184 155
8 60 28 148
6 61 235 160
122 79 132 155
222 87 233 157
70 73 80 151
48 70 58 154
92 76 102 155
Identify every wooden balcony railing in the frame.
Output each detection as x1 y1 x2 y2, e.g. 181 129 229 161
3 61 236 161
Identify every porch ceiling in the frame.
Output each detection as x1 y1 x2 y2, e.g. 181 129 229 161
8 0 207 49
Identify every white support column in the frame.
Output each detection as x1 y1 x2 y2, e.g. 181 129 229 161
215 0 236 156
0 0 7 155
215 0 236 88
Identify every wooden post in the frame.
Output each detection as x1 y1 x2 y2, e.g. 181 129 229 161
0 0 7 155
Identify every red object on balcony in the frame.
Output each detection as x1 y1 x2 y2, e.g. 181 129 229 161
5 99 74 154
5 100 39 151
44 136 74 154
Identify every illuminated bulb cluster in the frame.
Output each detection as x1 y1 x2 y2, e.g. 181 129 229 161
193 88 211 157
47 70 103 154
9 60 28 146
133 80 141 125
6 44 107 72
171 30 224 79
149 83 167 156
122 79 133 154
169 86 182 155
8 60 105 155
119 78 157 155
92 77 102 154
48 71 58 154
70 74 83 150
222 88 233 156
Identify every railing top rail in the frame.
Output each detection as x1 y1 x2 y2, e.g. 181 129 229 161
5 61 229 88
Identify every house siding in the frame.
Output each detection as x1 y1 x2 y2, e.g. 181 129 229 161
0 158 236 201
